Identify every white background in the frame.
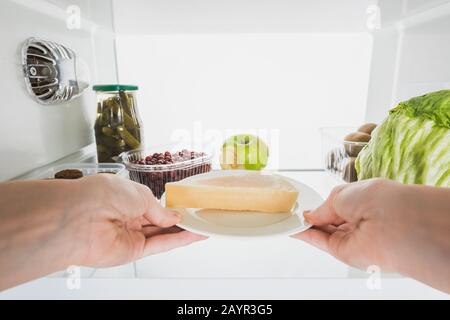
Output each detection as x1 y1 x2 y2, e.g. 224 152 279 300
112 0 450 170
116 33 372 169
112 1 375 170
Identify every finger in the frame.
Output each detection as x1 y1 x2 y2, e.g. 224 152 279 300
96 176 174 223
142 231 207 256
138 215 152 226
126 216 162 231
333 179 385 221
315 224 338 234
304 184 347 226
126 216 147 231
336 222 356 233
142 225 183 237
126 215 156 231
327 228 353 263
291 227 331 254
141 188 182 228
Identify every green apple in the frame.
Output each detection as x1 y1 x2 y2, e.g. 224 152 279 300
220 134 269 170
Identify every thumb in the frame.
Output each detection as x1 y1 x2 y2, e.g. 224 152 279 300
146 204 181 228
305 184 347 226
139 185 181 227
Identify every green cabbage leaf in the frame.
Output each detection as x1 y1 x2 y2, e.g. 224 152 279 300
356 90 450 187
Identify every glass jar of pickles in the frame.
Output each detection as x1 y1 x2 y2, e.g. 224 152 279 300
92 85 144 163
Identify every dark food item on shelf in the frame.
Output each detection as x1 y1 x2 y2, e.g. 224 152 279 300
325 149 335 170
325 124 378 183
343 132 372 157
342 157 358 182
54 169 83 179
128 150 211 199
326 148 358 182
344 141 366 158
326 148 346 174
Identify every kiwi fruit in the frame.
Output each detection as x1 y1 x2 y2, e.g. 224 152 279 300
344 132 371 156
344 132 371 143
357 123 377 135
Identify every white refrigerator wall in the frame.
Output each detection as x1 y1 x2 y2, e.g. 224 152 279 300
0 0 117 181
114 0 373 169
115 34 372 169
112 0 373 34
365 0 450 122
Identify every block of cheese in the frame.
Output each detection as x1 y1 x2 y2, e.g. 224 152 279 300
165 173 299 213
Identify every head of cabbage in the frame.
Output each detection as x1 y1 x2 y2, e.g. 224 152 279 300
356 90 450 187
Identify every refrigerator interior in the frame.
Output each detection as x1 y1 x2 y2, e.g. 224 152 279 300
0 0 449 299
0 0 117 181
2 0 450 181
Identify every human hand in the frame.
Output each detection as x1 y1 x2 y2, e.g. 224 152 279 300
71 174 206 267
293 179 402 271
292 179 450 293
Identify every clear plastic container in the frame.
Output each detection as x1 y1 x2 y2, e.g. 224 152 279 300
93 84 144 163
30 163 126 180
120 148 213 199
321 127 368 183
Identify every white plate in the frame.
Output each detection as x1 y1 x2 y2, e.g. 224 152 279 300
160 170 323 239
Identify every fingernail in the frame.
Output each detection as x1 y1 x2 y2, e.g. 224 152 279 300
303 210 314 223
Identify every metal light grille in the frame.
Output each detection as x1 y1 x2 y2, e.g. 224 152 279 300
22 37 87 105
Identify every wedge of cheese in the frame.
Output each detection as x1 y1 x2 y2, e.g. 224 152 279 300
165 173 299 213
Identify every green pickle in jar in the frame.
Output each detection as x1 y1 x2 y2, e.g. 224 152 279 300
93 85 144 163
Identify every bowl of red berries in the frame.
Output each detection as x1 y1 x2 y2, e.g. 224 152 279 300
120 148 212 199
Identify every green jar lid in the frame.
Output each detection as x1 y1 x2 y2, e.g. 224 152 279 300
92 84 138 92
